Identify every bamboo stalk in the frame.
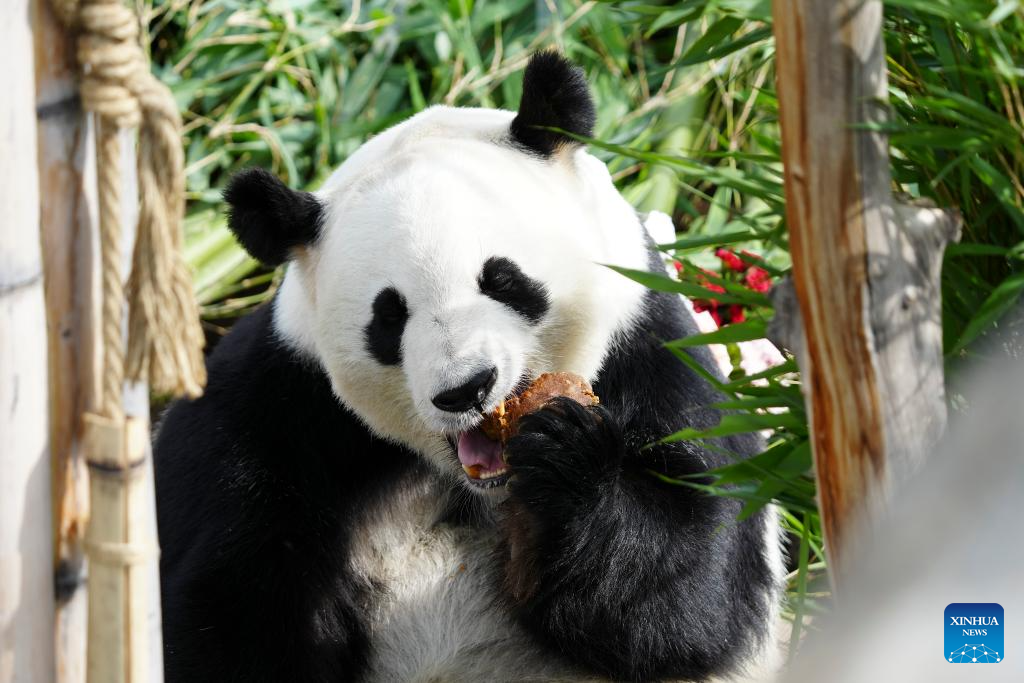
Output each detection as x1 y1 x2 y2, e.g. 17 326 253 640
771 0 960 590
82 116 162 683
83 415 154 683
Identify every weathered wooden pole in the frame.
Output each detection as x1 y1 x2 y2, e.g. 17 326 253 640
771 0 961 589
34 0 99 679
1 1 57 681
33 0 170 680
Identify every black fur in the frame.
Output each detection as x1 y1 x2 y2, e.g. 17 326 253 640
479 256 550 323
155 263 775 682
364 287 408 365
155 304 423 682
500 247 773 682
510 51 596 156
224 168 324 265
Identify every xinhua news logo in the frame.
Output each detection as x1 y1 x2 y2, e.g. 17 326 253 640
945 603 1004 663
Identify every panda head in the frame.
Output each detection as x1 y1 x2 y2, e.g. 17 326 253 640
224 52 647 498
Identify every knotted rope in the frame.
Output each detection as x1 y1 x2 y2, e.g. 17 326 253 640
50 1 205 680
54 0 205 409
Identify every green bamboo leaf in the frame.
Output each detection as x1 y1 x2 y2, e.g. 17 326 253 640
664 344 733 396
642 3 704 37
658 230 759 251
706 440 812 487
721 358 800 390
675 264 773 307
788 512 812 662
664 319 767 348
967 156 1024 234
678 19 772 67
952 270 1024 353
661 412 804 443
736 478 787 520
603 265 759 305
712 395 799 411
945 243 1010 258
680 17 744 62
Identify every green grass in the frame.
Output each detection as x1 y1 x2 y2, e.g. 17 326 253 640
148 0 1024 654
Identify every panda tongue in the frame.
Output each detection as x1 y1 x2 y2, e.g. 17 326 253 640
456 428 505 475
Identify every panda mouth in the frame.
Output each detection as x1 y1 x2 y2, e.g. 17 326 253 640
456 428 509 489
451 374 532 490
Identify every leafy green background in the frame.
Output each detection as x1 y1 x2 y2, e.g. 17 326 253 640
148 0 1024 654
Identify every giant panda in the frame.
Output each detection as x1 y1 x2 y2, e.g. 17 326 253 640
154 52 784 683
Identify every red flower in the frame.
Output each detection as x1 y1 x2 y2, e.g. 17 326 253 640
692 298 715 314
686 249 771 328
744 266 772 293
715 248 746 272
673 260 683 274
696 268 725 293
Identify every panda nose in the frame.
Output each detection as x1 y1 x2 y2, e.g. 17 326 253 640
432 367 498 413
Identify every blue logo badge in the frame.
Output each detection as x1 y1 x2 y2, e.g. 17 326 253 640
945 603 1003 663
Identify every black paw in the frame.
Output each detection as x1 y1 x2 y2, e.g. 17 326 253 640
505 397 623 506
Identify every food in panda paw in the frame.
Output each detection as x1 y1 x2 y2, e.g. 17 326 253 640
480 372 599 444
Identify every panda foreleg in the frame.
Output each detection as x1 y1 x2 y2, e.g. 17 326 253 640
500 397 771 682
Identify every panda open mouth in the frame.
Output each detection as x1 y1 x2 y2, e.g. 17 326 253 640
456 428 509 489
452 373 536 490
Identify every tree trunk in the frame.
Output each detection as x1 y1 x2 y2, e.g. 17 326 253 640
0 1 56 681
770 0 961 589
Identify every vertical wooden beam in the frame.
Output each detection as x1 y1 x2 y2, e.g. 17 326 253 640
0 1 57 681
34 1 99 680
34 2 164 680
771 0 960 588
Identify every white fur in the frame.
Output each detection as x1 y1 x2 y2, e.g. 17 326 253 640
349 474 594 682
274 106 648 478
733 504 787 682
349 473 782 683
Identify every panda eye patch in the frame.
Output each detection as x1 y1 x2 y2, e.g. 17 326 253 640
478 257 549 324
365 287 408 365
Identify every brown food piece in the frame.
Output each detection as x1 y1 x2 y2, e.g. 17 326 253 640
480 372 599 443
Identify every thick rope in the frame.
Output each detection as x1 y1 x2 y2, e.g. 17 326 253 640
52 6 204 680
97 120 126 417
60 0 206 406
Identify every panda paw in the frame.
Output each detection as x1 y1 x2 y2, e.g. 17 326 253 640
500 398 624 602
505 397 624 506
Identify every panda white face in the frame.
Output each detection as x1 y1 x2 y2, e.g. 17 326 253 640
232 56 649 498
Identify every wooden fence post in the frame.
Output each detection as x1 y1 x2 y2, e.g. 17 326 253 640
1 1 57 681
771 0 961 589
34 0 99 679
32 1 166 680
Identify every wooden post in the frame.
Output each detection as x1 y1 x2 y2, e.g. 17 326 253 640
771 0 960 589
32 1 166 680
34 0 99 679
1 1 57 681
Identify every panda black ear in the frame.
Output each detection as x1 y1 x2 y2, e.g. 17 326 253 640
509 51 596 157
223 168 324 266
